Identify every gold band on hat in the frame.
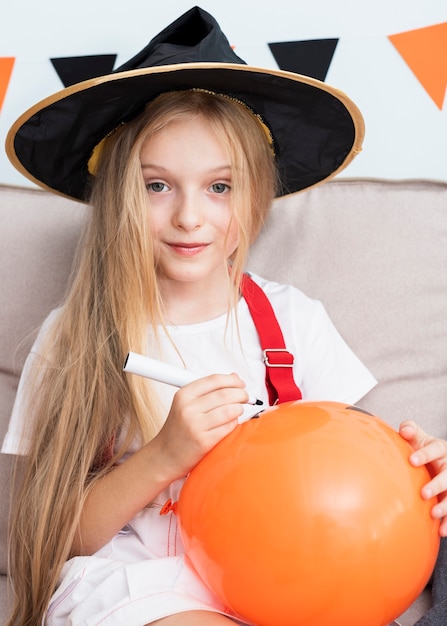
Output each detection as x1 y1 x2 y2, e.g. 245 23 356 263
87 123 125 176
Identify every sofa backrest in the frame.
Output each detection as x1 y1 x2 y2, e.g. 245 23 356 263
1 178 447 579
249 178 447 435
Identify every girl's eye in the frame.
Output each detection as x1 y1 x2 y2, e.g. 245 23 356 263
147 182 168 192
210 182 230 194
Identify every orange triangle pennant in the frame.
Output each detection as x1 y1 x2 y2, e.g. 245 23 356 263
0 57 15 113
388 22 447 110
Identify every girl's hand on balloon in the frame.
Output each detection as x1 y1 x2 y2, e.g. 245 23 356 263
152 373 248 482
399 420 447 536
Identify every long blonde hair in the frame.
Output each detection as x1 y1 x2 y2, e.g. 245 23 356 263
6 89 278 625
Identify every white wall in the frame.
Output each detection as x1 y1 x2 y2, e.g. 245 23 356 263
1 0 446 188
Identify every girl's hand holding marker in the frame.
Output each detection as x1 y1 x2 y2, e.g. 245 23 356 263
123 351 264 422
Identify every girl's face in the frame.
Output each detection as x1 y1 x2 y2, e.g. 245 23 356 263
140 116 239 293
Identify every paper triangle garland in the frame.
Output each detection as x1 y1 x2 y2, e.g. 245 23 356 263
268 39 339 81
389 23 447 110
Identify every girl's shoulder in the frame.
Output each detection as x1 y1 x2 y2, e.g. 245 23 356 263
244 272 320 311
31 307 64 355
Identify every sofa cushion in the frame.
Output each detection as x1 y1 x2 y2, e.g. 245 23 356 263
0 185 88 577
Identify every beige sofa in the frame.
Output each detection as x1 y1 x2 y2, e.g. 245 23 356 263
1 178 446 624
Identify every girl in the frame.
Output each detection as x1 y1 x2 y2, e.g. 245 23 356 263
3 7 447 626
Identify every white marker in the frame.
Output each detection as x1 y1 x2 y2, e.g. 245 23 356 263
123 351 263 407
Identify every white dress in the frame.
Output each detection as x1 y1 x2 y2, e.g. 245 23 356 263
2 274 377 625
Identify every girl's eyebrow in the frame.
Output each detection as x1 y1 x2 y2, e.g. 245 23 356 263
141 163 168 171
141 163 232 174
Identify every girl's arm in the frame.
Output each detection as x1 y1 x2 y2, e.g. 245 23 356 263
71 373 248 556
399 421 447 537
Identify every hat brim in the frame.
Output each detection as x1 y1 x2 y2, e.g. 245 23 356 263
6 62 364 202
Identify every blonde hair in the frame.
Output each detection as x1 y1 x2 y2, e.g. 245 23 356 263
7 89 278 625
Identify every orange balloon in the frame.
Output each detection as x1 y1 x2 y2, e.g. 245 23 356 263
178 401 440 626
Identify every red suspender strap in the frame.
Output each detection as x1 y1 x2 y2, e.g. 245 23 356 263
240 273 302 405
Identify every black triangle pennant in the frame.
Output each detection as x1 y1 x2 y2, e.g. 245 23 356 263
268 39 339 82
50 54 117 87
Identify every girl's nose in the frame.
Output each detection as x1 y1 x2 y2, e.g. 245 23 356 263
173 192 203 231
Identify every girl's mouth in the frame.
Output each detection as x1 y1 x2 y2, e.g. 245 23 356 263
168 243 209 256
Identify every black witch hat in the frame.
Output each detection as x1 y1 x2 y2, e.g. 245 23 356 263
6 6 364 202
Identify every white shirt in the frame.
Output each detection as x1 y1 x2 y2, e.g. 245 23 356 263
2 273 376 456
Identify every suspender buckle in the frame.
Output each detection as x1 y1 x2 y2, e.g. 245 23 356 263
263 349 294 368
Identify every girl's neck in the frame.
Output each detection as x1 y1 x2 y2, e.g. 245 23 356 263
158 273 236 326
